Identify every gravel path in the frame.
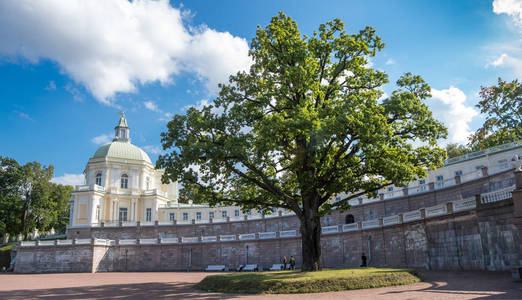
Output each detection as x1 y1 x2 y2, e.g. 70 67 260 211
0 270 521 299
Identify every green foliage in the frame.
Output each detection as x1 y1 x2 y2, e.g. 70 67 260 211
158 12 446 216
158 12 446 270
196 268 421 294
445 143 472 159
469 78 522 150
0 157 71 238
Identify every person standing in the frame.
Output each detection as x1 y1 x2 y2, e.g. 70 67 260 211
282 256 288 270
289 256 296 270
360 253 367 267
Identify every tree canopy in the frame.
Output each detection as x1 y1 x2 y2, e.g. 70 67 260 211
0 157 72 239
469 78 522 150
158 12 447 270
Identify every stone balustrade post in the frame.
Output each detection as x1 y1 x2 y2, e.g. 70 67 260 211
244 215 248 221
398 214 404 223
403 188 409 196
209 218 213 224
357 221 362 229
172 220 177 225
118 221 123 227
191 219 195 224
428 182 435 191
420 209 426 219
155 220 159 226
226 217 230 222
35 240 40 246
379 194 384 201
54 240 58 246
481 167 489 177
278 210 283 216
73 238 77 245
358 198 363 205
378 219 383 226
101 222 105 228
136 221 141 227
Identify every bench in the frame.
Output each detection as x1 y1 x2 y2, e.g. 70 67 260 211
205 265 226 272
243 264 260 272
269 264 285 271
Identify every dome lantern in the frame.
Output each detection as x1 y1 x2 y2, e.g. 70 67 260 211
114 111 130 143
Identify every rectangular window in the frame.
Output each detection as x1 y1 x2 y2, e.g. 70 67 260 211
196 212 201 220
119 208 128 221
247 210 252 216
222 211 227 218
146 208 152 222
436 175 444 189
169 213 175 221
234 210 240 217
183 212 188 221
209 212 214 219
455 170 463 177
96 205 100 221
387 186 394 192
418 179 426 192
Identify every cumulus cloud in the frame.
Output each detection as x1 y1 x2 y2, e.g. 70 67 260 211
143 145 164 155
493 0 522 27
92 133 112 145
385 58 395 65
144 100 160 112
430 87 479 144
51 173 85 186
0 0 252 105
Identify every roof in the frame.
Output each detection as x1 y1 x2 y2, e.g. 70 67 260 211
92 141 152 164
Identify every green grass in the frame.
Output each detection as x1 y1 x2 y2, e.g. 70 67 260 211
196 267 422 294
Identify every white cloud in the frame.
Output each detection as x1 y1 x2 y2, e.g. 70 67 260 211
430 87 479 144
92 133 112 145
143 145 163 155
485 52 522 77
15 111 33 121
385 58 395 65
493 0 522 27
489 53 508 66
51 173 85 186
0 0 252 105
144 100 160 112
45 80 56 91
65 83 84 102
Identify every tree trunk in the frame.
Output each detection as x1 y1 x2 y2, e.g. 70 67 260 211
299 212 322 271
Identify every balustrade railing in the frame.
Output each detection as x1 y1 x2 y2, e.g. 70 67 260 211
258 232 276 239
280 230 297 238
322 225 339 234
425 204 447 218
480 185 515 204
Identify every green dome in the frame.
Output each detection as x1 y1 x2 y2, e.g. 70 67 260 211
93 141 152 164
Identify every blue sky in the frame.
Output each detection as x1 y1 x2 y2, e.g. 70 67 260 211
0 0 521 185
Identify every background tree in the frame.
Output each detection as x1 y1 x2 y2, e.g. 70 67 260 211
468 78 522 150
158 13 447 271
445 143 472 159
0 157 71 240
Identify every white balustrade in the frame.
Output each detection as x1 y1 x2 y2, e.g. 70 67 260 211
258 232 276 239
57 239 73 245
75 239 92 245
181 237 199 243
20 241 36 247
280 230 297 238
425 204 447 218
322 225 339 234
38 240 55 246
93 238 109 246
202 236 217 243
362 219 380 229
119 239 138 245
139 238 158 245
238 233 256 240
342 223 359 232
402 210 422 222
219 234 236 241
453 197 476 212
382 215 400 226
160 238 179 244
481 186 514 204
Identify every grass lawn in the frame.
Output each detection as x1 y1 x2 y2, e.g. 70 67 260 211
196 267 422 294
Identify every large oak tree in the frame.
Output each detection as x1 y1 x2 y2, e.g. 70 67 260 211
158 13 447 271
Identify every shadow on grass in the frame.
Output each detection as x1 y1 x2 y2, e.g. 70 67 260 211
0 281 239 300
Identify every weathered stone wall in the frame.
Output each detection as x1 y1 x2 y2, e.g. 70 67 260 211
66 170 515 240
16 196 520 273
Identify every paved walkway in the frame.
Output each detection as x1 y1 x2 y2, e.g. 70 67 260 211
0 270 521 299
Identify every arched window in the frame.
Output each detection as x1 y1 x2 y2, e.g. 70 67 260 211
95 172 102 186
120 174 128 189
345 214 355 224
